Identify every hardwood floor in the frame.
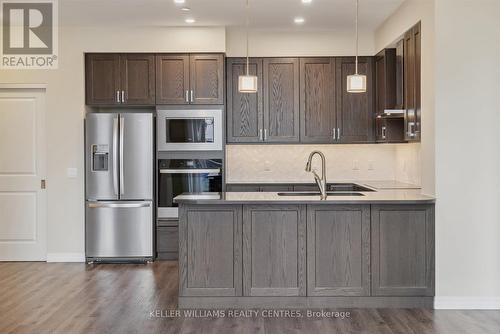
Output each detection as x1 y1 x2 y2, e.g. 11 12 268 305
0 262 499 334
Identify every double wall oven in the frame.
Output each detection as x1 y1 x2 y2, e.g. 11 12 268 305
156 108 224 220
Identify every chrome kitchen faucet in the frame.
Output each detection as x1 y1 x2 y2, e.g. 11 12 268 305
305 150 327 200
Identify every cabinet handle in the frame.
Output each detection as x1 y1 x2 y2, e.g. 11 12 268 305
121 90 125 103
264 129 268 141
190 90 194 103
332 128 336 141
259 129 263 141
116 90 120 103
337 127 341 140
408 122 415 137
185 90 189 103
382 126 387 139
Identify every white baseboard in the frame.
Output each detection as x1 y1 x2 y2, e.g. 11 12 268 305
46 252 85 263
434 297 500 309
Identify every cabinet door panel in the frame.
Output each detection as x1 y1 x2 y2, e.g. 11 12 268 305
336 57 374 143
299 58 336 143
120 54 155 105
404 22 421 142
226 58 263 143
85 54 120 105
243 205 306 296
263 58 300 143
371 204 434 296
190 54 224 105
156 54 189 105
307 205 370 296
179 206 242 296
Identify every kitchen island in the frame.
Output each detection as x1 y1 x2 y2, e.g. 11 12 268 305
174 188 435 309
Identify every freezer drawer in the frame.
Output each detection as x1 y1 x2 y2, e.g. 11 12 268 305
86 201 153 258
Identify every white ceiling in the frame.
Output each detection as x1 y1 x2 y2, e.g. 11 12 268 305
60 0 404 31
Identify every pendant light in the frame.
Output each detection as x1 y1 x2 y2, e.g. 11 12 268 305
347 0 367 93
238 0 258 93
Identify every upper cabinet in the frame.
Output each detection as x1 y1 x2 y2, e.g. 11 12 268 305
299 58 336 143
375 49 397 115
226 58 263 143
336 57 375 143
404 22 421 141
263 58 300 143
156 53 224 105
155 54 190 104
85 53 155 106
86 53 224 106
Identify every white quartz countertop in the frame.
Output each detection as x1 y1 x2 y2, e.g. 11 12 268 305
174 188 435 205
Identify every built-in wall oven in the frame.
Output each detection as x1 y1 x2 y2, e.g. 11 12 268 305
157 108 223 151
157 159 222 219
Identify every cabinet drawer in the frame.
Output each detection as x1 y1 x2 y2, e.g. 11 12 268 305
157 226 178 253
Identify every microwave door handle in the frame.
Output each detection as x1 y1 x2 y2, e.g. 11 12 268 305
112 117 119 196
119 115 124 195
159 168 221 174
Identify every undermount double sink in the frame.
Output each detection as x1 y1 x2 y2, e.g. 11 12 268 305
277 183 375 197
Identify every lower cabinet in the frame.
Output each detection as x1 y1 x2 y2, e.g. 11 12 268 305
178 203 435 301
371 204 435 296
243 205 306 296
178 205 242 296
156 223 178 260
307 205 370 296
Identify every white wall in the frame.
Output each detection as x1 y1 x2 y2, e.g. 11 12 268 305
434 0 500 307
0 26 226 258
226 28 375 57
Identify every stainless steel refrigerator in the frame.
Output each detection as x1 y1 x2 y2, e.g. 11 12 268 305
85 112 153 262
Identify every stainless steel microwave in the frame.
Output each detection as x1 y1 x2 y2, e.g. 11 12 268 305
157 108 223 151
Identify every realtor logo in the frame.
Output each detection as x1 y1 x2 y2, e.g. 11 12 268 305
1 0 58 69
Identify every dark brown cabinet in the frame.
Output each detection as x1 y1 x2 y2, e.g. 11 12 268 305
85 54 120 105
156 222 178 260
299 58 336 143
263 58 300 143
226 58 263 143
155 54 190 104
226 56 376 144
85 53 155 106
404 22 421 141
376 117 405 143
371 204 434 296
336 57 375 143
156 53 224 105
375 49 397 115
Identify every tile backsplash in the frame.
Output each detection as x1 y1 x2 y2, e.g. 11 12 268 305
226 144 421 184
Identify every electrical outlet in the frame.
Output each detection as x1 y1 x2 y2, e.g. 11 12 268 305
368 161 375 170
352 160 360 170
67 168 77 178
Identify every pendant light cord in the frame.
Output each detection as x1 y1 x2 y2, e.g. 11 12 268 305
246 0 250 76
355 0 359 75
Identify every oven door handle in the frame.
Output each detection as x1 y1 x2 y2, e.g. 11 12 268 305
159 168 221 174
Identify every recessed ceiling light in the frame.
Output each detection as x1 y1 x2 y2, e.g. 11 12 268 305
294 17 305 24
301 0 312 4
174 0 185 4
185 18 195 24
181 7 191 11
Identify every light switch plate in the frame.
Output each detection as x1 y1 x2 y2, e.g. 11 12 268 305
67 168 77 178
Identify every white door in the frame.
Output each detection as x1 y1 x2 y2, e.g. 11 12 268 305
0 87 47 261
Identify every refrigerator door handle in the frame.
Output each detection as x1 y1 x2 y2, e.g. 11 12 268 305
119 115 124 195
87 202 151 209
112 117 119 195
